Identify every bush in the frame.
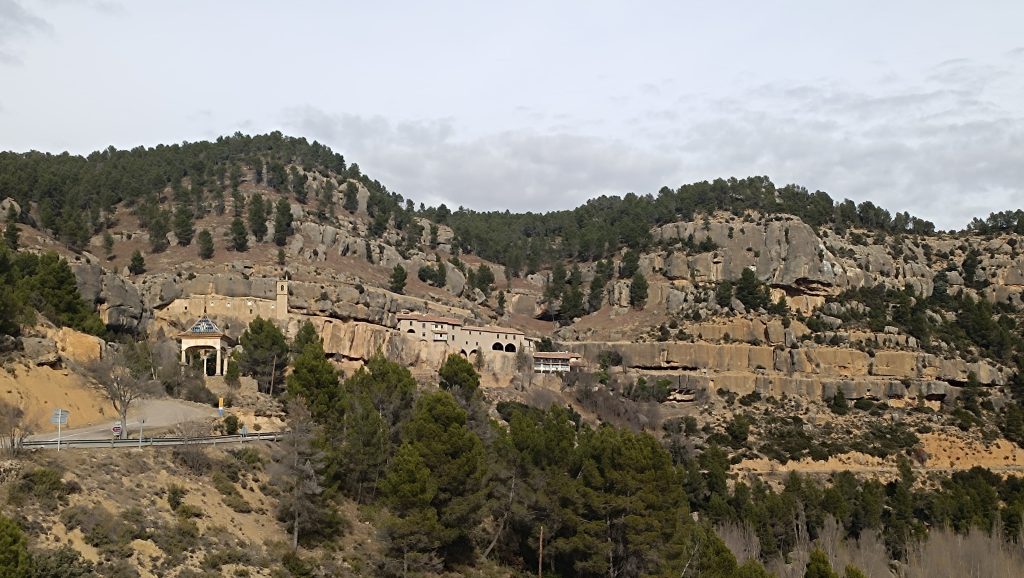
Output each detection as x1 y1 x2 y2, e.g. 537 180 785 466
223 414 241 435
59 504 133 557
212 471 252 513
167 484 186 511
30 545 94 577
853 398 876 411
7 467 73 508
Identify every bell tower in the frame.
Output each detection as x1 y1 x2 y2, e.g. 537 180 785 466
276 279 289 321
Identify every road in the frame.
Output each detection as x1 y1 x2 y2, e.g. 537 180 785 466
30 398 217 442
23 431 284 450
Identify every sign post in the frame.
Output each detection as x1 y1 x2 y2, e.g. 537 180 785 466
218 397 224 418
50 409 69 451
138 418 145 449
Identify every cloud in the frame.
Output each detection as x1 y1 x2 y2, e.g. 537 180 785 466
0 0 52 64
284 55 1023 230
284 106 683 213
652 59 1024 230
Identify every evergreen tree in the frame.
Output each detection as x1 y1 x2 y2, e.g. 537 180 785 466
0 514 31 578
390 264 407 294
270 399 328 550
232 190 246 217
804 548 838 578
229 163 243 191
230 217 248 251
101 230 114 259
197 229 214 259
735 268 770 310
289 166 308 204
716 280 734 308
273 198 293 246
383 391 485 566
343 182 359 213
238 316 289 393
629 271 648 308
291 320 321 356
248 193 268 241
560 285 585 321
3 205 18 250
438 354 480 400
128 250 146 274
619 248 640 278
474 263 495 296
173 204 195 246
148 209 170 252
225 358 240 388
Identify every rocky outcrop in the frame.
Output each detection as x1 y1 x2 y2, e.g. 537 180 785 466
71 263 146 331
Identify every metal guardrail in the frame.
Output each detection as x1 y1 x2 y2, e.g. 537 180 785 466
21 431 286 449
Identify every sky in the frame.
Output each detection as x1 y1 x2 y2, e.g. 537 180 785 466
1 1 1023 229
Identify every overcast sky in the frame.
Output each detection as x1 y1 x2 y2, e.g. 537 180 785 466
1 1 1023 229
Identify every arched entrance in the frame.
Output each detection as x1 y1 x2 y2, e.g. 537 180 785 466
178 316 229 377
504 343 517 352
492 342 504 351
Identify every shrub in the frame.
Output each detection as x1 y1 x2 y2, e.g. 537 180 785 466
854 398 876 411
211 471 252 513
223 414 241 435
167 484 186 511
8 467 72 508
30 545 94 577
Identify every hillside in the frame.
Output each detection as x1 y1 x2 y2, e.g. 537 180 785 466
3 133 1024 576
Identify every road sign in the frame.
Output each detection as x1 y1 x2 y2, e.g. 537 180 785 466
112 424 122 435
53 409 69 451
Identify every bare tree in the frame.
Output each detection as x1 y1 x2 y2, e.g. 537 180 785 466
0 400 30 458
270 399 325 550
86 349 155 439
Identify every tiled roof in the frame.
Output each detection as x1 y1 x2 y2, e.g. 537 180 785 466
397 313 463 326
462 325 525 336
533 351 581 360
186 316 222 335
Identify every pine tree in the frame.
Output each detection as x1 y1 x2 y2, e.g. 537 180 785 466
629 271 648 308
287 333 338 409
248 193 268 241
343 182 358 213
289 166 308 204
238 316 288 393
232 190 246 217
273 198 293 246
230 217 248 252
225 358 241 388
102 231 115 259
148 209 170 252
438 354 480 400
390 264 407 294
383 391 485 566
0 514 31 578
3 205 19 250
128 250 146 274
270 399 327 550
197 229 214 259
804 548 838 578
173 205 195 246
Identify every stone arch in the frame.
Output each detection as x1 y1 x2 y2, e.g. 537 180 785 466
492 342 504 351
504 343 517 353
406 328 416 334
469 349 478 357
460 349 468 357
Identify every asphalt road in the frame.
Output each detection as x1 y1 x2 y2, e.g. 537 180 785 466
30 398 217 442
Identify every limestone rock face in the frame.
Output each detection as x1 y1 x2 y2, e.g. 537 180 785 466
41 327 105 365
21 337 59 366
71 263 146 331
